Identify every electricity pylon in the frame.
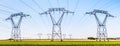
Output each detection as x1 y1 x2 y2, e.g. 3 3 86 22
40 8 74 42
69 34 72 40
37 33 42 39
6 12 29 41
47 33 51 40
86 9 114 41
62 34 66 39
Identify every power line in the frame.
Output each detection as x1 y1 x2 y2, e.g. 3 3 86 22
19 0 48 29
65 0 80 33
31 0 51 33
65 0 85 35
99 0 113 9
79 1 95 24
62 0 73 34
71 0 80 20
78 14 90 26
57 0 60 7
23 17 32 26
0 4 20 12
18 0 41 24
19 0 38 13
89 0 101 9
73 0 80 12
67 0 69 10
31 0 44 11
48 0 53 8
107 3 120 11
0 9 13 13
101 2 114 9
19 0 46 25
18 0 40 24
19 0 49 34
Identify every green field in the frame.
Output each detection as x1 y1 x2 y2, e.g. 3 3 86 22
0 40 120 46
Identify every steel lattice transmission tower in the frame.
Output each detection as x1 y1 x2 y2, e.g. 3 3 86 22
47 33 51 40
40 8 74 42
37 33 42 39
85 9 114 41
6 12 29 41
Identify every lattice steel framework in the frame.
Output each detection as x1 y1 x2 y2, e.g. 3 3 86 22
40 8 74 41
86 9 114 41
6 12 29 41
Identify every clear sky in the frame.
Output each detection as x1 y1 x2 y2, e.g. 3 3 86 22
0 0 120 39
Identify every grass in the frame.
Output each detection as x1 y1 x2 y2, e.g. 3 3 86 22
0 40 120 46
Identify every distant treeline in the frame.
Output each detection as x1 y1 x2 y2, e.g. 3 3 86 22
88 37 119 40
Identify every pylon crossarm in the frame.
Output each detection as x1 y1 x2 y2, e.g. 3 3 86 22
86 12 94 15
48 8 65 12
64 10 74 13
93 9 108 14
39 11 49 15
10 12 23 17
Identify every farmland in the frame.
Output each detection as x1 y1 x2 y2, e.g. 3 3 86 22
0 39 120 46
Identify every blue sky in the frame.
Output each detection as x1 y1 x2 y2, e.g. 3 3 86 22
0 0 120 39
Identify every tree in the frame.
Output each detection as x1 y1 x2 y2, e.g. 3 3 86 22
88 37 95 40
